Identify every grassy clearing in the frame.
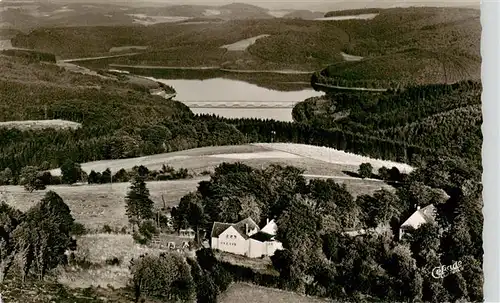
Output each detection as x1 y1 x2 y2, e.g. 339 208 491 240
221 34 271 51
49 144 381 178
0 119 82 130
0 179 204 230
254 143 414 173
49 144 269 176
219 282 330 303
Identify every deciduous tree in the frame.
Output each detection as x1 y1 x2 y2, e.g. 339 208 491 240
358 163 373 179
13 191 74 281
19 166 45 192
60 160 83 184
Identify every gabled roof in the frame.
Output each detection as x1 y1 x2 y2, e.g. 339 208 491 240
261 219 278 236
211 222 232 239
211 217 260 240
401 204 436 230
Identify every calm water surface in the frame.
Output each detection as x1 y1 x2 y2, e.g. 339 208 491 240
152 77 324 122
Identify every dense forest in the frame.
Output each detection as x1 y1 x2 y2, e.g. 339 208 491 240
293 80 482 169
166 161 482 303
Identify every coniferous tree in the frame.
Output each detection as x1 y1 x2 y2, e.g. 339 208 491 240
101 168 112 184
87 170 100 184
125 176 154 227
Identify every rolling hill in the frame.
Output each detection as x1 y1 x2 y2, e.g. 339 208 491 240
313 7 480 88
10 6 480 75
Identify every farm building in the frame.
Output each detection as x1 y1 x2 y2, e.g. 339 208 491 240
211 217 283 258
399 204 436 240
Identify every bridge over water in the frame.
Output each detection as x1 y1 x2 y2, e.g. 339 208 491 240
180 100 300 108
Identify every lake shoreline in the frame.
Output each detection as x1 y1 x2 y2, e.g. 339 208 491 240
139 76 324 122
109 64 315 75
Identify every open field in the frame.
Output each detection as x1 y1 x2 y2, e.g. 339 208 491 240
47 143 396 183
0 174 388 232
314 13 378 21
127 14 191 25
0 179 205 230
0 39 12 50
254 143 414 173
0 119 82 130
221 34 270 51
341 51 363 61
219 282 330 303
49 145 270 176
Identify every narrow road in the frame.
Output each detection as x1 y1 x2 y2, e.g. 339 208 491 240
60 53 142 63
109 64 220 70
219 68 314 75
109 64 314 75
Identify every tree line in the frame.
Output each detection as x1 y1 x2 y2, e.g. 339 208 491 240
1 161 192 192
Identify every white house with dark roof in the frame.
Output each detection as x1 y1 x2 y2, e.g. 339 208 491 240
399 204 436 240
210 217 283 258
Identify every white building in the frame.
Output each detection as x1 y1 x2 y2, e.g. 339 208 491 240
399 204 436 240
210 217 283 258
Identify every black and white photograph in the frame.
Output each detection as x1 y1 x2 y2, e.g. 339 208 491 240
0 0 486 302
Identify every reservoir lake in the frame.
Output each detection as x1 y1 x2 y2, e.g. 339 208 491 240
150 77 325 122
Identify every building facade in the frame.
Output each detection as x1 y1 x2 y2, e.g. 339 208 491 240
210 217 283 258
